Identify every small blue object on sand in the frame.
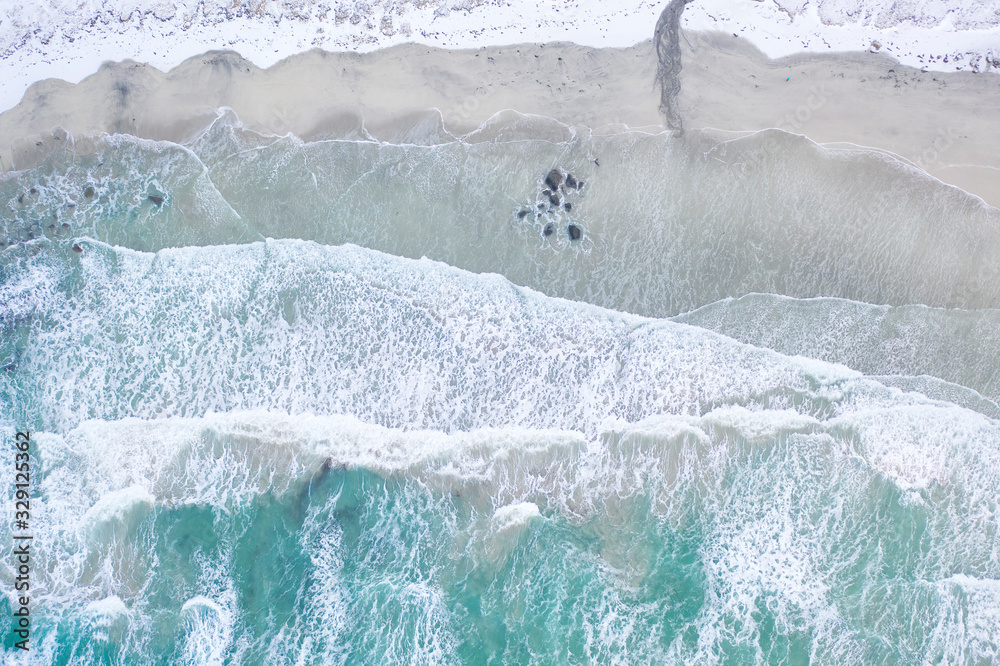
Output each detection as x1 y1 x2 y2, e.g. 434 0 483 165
786 77 790 81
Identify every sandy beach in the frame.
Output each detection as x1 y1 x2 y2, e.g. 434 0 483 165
677 32 1000 208
1 32 997 207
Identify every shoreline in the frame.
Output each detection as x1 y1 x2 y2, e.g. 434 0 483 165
2 1 997 116
677 32 1000 208
2 34 997 207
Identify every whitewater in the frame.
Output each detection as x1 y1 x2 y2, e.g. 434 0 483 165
2 1 1000 664
1 105 999 662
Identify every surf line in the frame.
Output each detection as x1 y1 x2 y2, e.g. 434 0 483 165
11 430 32 652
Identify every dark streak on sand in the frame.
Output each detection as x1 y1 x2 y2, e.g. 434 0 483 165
655 0 693 134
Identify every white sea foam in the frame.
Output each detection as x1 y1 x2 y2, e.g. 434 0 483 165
832 403 1000 492
7 237 951 438
82 485 155 536
180 593 237 665
293 517 350 662
491 502 542 531
3 400 998 661
674 293 1000 404
930 575 1000 663
83 596 131 640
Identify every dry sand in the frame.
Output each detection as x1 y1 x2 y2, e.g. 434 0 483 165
1 33 997 206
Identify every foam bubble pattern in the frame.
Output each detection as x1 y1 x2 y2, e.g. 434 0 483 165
1 238 940 436
0 405 996 663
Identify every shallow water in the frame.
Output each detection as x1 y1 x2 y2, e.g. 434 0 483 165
4 111 999 316
1 111 998 664
673 293 1000 406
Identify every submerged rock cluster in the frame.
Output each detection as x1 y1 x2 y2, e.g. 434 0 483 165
1 181 167 249
1 184 74 247
515 167 585 243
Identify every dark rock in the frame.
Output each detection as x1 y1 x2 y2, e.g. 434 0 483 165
29 188 37 194
537 203 546 209
567 224 582 241
17 193 24 204
148 194 164 206
563 202 572 212
544 168 563 191
565 173 578 189
543 223 555 237
548 193 560 207
84 186 95 198
61 223 70 229
516 209 530 219
72 243 83 253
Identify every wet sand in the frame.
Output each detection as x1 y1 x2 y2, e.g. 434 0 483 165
677 32 1000 208
1 32 997 206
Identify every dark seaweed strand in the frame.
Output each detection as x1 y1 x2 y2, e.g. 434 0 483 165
654 0 693 134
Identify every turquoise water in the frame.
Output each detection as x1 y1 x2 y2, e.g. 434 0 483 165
2 112 999 664
3 410 1000 663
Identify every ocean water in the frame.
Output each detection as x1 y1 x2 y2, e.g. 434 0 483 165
2 111 999 664
673 293 1000 407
